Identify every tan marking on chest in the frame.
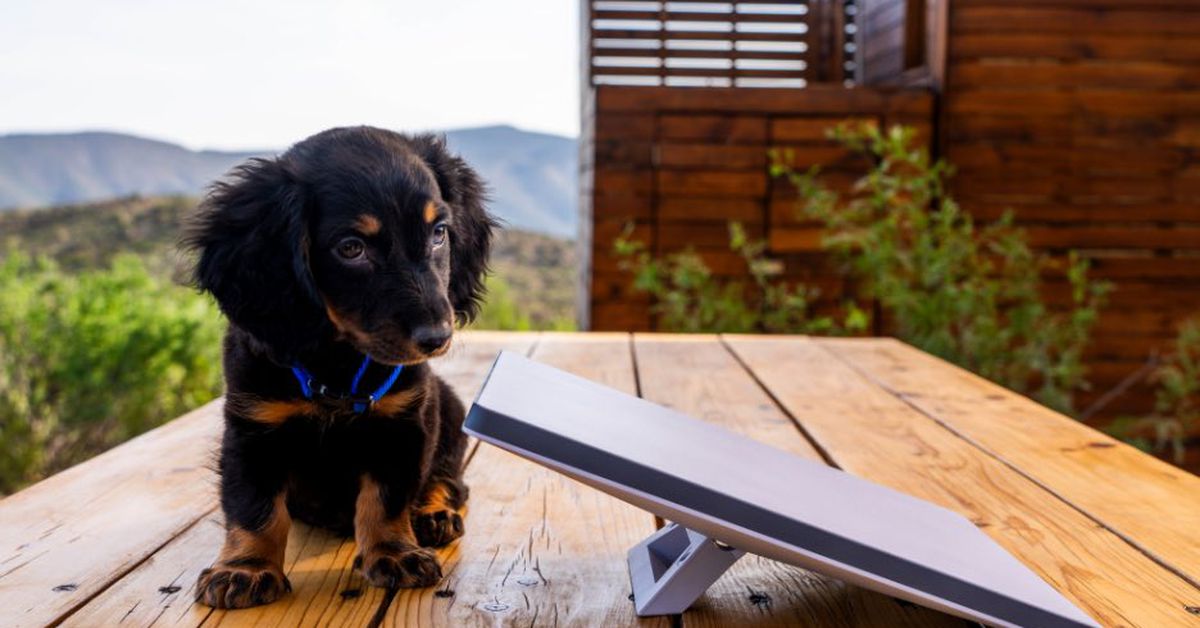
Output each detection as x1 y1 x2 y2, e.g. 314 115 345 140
371 387 424 416
227 394 319 425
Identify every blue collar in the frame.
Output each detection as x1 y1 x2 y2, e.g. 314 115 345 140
290 355 404 414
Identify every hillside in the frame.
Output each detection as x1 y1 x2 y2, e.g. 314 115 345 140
0 126 578 237
0 195 577 328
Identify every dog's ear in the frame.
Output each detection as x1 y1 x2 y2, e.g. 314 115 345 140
411 135 498 324
185 157 330 362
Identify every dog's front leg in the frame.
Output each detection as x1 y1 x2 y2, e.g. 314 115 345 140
196 422 293 609
354 474 442 588
196 492 292 608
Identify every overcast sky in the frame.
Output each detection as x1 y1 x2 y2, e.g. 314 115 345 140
0 0 579 150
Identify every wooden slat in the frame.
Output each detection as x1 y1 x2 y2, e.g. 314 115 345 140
657 143 769 169
593 9 808 23
953 5 1200 35
966 202 1200 223
658 222 761 248
595 47 808 61
946 90 1200 117
631 335 969 627
724 335 1200 627
819 337 1200 588
594 65 808 79
0 401 222 628
56 331 538 627
768 227 824 252
591 29 811 43
426 333 660 626
771 116 875 142
953 33 1200 63
950 60 1200 91
957 0 1200 7
659 114 768 143
1024 226 1200 249
597 85 934 114
658 197 763 222
657 170 767 197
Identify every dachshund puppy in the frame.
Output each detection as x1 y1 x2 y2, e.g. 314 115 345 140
185 126 495 608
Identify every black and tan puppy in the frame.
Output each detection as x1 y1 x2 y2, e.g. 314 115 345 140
186 126 495 608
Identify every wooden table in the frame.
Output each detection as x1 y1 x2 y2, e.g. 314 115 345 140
3 333 1199 627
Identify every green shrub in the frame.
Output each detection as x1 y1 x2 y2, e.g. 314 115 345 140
615 122 1107 414
615 222 868 334
770 123 1109 413
0 252 224 493
1108 320 1200 462
471 273 575 331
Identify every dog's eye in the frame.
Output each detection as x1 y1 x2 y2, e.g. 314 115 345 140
431 224 449 248
335 237 366 260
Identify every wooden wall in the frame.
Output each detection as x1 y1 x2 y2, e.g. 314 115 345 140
581 0 1198 420
938 0 1200 418
580 86 933 331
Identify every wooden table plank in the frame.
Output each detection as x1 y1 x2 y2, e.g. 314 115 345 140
631 334 970 628
0 401 222 628
57 331 537 627
137 332 659 627
725 335 1200 628
414 332 666 627
21 331 1200 628
206 332 541 628
821 337 1200 586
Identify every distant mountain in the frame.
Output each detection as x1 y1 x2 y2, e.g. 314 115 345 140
0 126 578 238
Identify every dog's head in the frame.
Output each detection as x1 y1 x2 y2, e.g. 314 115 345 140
186 126 496 365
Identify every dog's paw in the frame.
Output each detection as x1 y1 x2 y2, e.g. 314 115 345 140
358 543 442 588
412 508 465 547
195 561 291 608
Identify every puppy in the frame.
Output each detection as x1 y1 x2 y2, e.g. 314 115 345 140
186 126 495 608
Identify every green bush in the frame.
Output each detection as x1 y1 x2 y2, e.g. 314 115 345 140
0 252 224 494
770 123 1109 413
471 273 576 331
616 122 1108 414
1109 320 1200 462
1154 321 1200 435
615 222 868 334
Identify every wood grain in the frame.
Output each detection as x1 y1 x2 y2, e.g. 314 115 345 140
632 334 969 628
724 335 1200 627
820 337 1200 587
582 0 1200 421
0 401 222 628
50 331 538 627
403 332 667 627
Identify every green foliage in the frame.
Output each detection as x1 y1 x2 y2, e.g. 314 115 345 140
0 195 195 275
771 122 1109 413
472 274 575 331
0 252 224 493
1155 321 1200 432
1109 320 1200 462
614 222 868 334
0 196 582 331
479 228 578 330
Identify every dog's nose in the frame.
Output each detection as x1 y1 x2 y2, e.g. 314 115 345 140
412 323 452 354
